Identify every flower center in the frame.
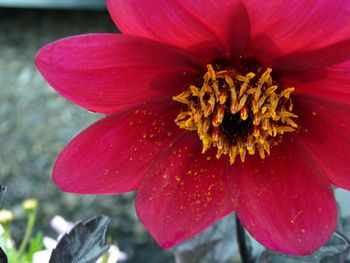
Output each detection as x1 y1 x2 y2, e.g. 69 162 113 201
173 64 298 164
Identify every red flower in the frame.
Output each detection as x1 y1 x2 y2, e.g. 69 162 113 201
35 0 350 255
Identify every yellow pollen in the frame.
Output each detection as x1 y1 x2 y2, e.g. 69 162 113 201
173 64 298 164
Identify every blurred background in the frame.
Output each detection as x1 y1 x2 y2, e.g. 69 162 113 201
0 2 174 262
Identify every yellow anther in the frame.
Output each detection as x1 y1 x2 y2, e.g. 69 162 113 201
193 111 202 122
259 68 272 84
253 126 260 137
190 85 200 97
266 85 278 95
246 72 256 79
173 65 298 165
219 89 228 104
172 90 192 104
237 95 248 112
280 87 295 99
212 127 220 142
229 146 238 165
240 105 248 121
278 126 296 134
270 124 278 137
285 118 298 128
262 118 270 130
252 99 259 114
225 75 234 87
253 113 261 126
201 118 210 133
212 106 225 127
258 145 266 159
235 74 249 82
247 135 255 149
207 64 216 80
236 139 246 162
270 108 277 120
201 134 212 153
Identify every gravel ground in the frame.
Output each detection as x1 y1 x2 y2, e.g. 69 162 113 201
0 8 173 262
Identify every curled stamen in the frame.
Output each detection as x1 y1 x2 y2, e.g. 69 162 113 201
173 65 298 164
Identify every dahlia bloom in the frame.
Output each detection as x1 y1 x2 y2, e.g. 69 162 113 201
35 0 350 255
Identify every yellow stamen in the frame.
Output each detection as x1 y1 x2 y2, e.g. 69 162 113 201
173 65 298 164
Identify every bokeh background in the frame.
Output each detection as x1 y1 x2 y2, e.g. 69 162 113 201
0 6 173 262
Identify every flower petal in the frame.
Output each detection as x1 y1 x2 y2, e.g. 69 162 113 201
272 39 350 71
232 137 337 255
244 0 350 70
107 0 250 63
282 60 350 104
295 95 350 190
35 34 200 114
53 99 183 194
136 133 234 248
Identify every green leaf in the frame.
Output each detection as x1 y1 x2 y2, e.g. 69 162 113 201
24 231 44 262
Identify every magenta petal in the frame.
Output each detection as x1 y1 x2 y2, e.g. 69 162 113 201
282 60 350 104
295 95 350 190
53 100 183 194
273 39 350 71
107 0 250 63
232 137 337 255
136 134 234 248
245 0 350 69
35 34 200 114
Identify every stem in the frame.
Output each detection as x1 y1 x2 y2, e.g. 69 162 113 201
15 211 36 263
2 225 13 244
236 215 254 263
101 252 110 263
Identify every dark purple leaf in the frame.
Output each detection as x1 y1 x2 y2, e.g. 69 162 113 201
175 240 219 263
0 246 7 263
49 215 110 263
0 186 6 207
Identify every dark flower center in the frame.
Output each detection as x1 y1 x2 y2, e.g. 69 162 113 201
173 64 298 164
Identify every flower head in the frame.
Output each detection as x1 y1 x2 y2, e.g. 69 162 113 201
0 210 14 225
22 198 39 212
35 0 350 255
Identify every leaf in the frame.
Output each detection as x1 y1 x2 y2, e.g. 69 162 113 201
49 215 110 263
0 246 8 263
173 214 239 263
0 186 6 207
174 240 220 263
24 231 44 262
